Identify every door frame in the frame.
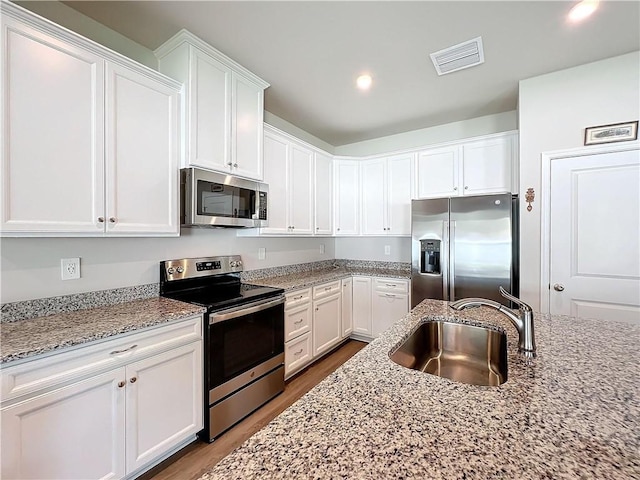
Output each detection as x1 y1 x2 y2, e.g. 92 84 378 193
539 140 640 314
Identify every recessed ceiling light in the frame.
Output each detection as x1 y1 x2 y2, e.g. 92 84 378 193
356 74 372 90
568 0 599 22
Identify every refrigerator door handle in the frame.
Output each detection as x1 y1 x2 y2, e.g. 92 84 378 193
449 221 456 301
443 220 449 301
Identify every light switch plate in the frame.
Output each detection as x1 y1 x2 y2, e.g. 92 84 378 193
61 258 81 280
320 244 325 254
258 248 266 260
384 245 391 255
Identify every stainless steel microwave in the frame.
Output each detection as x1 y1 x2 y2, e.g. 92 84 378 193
181 168 268 228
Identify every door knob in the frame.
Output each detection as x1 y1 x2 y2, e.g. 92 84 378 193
553 283 565 292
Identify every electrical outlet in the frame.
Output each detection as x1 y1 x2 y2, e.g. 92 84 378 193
61 258 81 280
258 248 266 260
384 245 391 256
320 244 325 254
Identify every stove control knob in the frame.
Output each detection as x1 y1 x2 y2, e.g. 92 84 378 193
176 266 184 274
167 267 175 275
229 261 236 268
237 260 243 267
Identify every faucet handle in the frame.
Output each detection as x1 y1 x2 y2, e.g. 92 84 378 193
499 286 532 312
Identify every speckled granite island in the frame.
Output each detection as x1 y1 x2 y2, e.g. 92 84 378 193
200 299 639 480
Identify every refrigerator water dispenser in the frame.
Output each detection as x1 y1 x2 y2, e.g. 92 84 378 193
420 239 441 274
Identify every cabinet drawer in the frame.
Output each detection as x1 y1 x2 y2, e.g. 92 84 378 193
313 281 341 300
374 278 409 294
285 288 311 309
285 303 312 341
1 315 202 404
284 332 312 378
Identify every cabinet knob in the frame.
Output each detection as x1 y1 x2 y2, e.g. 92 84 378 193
130 377 137 384
227 162 233 166
109 217 116 223
453 187 458 191
464 186 468 190
337 228 341 231
98 217 105 223
233 163 238 168
118 381 125 388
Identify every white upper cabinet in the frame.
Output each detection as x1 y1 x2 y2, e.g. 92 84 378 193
0 3 181 237
416 132 517 198
261 128 313 235
314 152 333 235
361 154 413 236
155 30 269 181
333 158 360 235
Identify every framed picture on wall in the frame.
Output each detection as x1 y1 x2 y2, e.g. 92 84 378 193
584 121 638 145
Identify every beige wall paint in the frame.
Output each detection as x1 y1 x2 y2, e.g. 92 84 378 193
518 51 640 311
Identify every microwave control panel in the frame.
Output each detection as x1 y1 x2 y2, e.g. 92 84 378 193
258 192 267 220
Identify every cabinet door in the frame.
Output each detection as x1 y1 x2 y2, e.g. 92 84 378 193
125 341 203 474
1 17 105 234
341 278 353 337
461 136 512 195
314 152 333 235
312 294 342 357
105 63 180 236
387 154 413 236
352 276 372 336
334 160 360 235
1 369 126 480
231 72 264 180
261 132 289 234
416 146 460 198
361 158 387 235
189 47 231 173
371 292 409 338
289 143 314 235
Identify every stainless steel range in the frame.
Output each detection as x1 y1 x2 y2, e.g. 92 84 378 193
159 255 285 442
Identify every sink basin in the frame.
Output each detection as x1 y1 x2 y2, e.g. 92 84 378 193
389 320 508 386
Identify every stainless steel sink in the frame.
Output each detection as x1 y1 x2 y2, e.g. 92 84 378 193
389 320 508 386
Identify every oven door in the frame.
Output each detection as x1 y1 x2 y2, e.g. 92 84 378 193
207 296 284 401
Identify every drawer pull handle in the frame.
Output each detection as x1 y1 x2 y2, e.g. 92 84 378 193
130 377 137 383
293 295 303 300
117 381 125 388
385 294 396 298
325 287 331 291
294 349 303 355
294 319 304 324
110 344 138 355
386 284 397 287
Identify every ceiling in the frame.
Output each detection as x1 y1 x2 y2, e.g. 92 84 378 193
59 1 640 146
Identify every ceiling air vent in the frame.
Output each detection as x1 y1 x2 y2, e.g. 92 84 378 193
430 37 484 75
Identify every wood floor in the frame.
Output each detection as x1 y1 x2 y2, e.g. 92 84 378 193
140 340 367 480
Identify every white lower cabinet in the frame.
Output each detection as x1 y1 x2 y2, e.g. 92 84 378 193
312 292 342 357
0 316 203 480
284 288 313 379
352 276 373 337
371 279 410 338
341 278 353 337
352 276 409 341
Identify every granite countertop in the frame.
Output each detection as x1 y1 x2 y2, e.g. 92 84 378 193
201 299 640 479
250 266 410 291
0 297 205 365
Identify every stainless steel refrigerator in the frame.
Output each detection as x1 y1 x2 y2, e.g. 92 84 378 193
411 193 518 308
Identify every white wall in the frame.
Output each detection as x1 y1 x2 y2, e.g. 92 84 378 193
334 111 517 157
335 237 411 263
518 51 640 311
0 231 335 303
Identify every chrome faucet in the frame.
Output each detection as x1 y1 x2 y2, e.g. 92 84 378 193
449 287 536 358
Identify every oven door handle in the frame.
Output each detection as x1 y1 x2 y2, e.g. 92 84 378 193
209 296 285 324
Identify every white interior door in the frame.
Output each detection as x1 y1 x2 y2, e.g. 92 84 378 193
549 148 640 322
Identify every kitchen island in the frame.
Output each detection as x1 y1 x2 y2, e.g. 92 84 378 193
200 299 639 479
